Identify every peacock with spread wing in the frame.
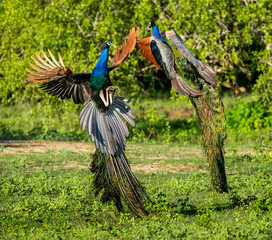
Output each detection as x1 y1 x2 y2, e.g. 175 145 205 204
26 27 150 216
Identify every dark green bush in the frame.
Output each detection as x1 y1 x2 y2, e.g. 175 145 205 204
226 101 272 131
0 0 271 110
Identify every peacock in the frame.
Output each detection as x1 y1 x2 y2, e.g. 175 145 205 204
138 21 201 97
138 21 228 192
26 27 150 216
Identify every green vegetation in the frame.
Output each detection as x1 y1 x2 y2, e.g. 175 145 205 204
1 143 272 239
1 0 271 110
1 95 271 146
1 0 271 148
1 0 272 238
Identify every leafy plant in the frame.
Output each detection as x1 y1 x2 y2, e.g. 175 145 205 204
0 0 271 111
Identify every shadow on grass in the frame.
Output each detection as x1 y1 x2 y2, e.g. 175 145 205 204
151 192 258 217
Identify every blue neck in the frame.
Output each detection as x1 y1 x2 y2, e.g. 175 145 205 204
94 46 109 70
152 25 166 42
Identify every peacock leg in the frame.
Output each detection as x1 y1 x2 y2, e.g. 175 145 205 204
99 86 118 107
99 89 109 107
107 86 118 105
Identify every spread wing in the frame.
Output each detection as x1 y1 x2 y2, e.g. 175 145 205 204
138 37 163 70
108 27 140 71
149 38 202 97
26 50 92 104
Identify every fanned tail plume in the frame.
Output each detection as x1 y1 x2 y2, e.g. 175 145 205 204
91 149 149 217
80 97 150 216
189 84 228 192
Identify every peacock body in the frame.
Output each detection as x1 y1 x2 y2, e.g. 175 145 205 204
26 27 150 216
138 21 202 97
139 22 228 192
173 49 227 192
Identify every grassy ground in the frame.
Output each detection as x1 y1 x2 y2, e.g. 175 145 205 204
1 141 272 239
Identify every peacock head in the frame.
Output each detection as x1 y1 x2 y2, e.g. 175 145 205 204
148 20 156 29
105 40 114 48
101 39 114 49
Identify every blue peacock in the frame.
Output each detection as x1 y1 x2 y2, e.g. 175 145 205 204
138 21 228 192
26 27 150 216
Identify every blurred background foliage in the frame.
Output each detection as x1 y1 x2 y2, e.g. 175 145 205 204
0 0 271 144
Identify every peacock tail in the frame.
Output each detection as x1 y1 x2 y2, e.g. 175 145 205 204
140 23 227 192
91 149 149 217
173 52 228 192
79 96 150 216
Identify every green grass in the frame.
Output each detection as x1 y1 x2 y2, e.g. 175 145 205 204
1 142 272 239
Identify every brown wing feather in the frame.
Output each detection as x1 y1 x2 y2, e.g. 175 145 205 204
27 50 72 82
26 50 92 104
138 37 163 70
113 45 120 63
108 27 138 70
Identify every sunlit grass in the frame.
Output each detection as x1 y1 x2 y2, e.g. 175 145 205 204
0 142 271 239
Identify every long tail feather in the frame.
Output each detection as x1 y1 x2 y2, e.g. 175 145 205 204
167 30 228 192
82 97 150 216
189 92 228 192
91 149 150 217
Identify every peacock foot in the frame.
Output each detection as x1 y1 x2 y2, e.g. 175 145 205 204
99 86 119 107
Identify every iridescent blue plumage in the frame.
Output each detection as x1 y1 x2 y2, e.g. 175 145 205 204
90 41 112 91
152 25 166 42
148 20 166 42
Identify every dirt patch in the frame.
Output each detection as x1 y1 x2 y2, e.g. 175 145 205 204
0 140 207 173
132 162 206 173
0 140 95 154
165 107 195 119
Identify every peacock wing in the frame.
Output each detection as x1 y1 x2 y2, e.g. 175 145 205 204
108 27 140 71
26 50 92 104
168 30 218 88
138 37 163 70
198 61 219 88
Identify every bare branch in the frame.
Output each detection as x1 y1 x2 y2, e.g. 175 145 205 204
72 19 92 39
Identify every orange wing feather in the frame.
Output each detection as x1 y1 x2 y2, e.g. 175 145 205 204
138 37 163 70
110 27 139 68
26 50 72 82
